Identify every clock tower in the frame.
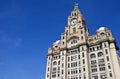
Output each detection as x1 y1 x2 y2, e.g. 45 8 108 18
61 4 89 49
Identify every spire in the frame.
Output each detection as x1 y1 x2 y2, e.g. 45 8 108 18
71 3 83 17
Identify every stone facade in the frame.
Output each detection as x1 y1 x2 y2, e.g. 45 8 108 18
45 4 120 79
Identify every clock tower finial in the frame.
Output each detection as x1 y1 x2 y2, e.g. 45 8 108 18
75 2 79 6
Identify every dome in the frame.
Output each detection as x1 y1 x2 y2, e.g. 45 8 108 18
53 40 60 44
97 27 106 31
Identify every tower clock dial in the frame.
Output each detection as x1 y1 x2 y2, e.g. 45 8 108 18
71 18 77 26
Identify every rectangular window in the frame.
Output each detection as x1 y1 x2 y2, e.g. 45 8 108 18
58 74 60 77
79 61 80 66
83 59 85 64
62 63 64 68
78 55 80 59
107 56 109 61
79 77 81 79
92 76 98 79
104 43 107 47
48 68 49 71
76 62 77 67
52 74 56 78
68 63 70 68
99 67 105 71
62 70 64 74
68 57 70 61
105 49 108 54
62 57 64 61
76 69 78 74
83 68 85 71
81 30 83 34
81 36 83 40
68 71 70 74
108 64 111 69
82 52 84 57
109 72 112 77
82 47 84 51
79 69 81 73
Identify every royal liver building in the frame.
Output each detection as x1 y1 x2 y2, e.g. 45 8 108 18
45 4 120 79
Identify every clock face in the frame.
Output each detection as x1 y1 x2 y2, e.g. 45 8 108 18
71 19 77 26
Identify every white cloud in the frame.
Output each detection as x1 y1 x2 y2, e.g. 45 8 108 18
0 32 23 48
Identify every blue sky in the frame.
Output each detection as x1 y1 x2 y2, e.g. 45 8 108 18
0 0 120 79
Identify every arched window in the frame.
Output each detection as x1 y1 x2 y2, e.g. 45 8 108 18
100 32 105 36
98 52 103 57
90 54 96 59
53 61 57 65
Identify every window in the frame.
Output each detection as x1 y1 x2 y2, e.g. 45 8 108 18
68 57 70 61
84 74 86 79
91 68 97 72
76 69 78 74
98 59 104 63
53 61 57 65
78 55 80 59
91 60 96 64
48 68 49 71
109 72 112 77
89 48 92 52
105 49 108 54
47 74 49 78
82 47 84 51
97 46 99 50
62 42 64 45
81 36 83 40
62 70 64 74
107 56 109 61
93 48 95 51
81 30 83 34
101 32 104 36
82 53 84 57
58 61 60 65
58 74 60 77
104 43 107 47
68 70 70 74
62 63 64 68
83 68 85 71
97 45 102 50
63 36 64 39
100 74 105 79
58 67 60 70
53 67 56 71
108 63 111 69
90 54 96 58
68 63 70 68
98 52 103 57
92 76 98 79
79 69 81 73
79 76 81 79
52 74 56 78
83 59 85 64
99 67 105 71
79 61 80 66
